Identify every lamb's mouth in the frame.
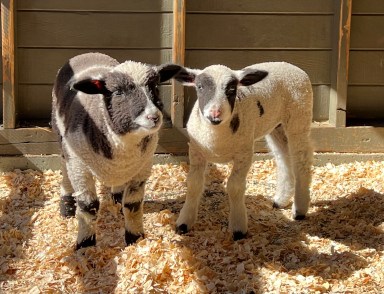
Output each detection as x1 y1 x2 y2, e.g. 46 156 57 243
207 116 222 125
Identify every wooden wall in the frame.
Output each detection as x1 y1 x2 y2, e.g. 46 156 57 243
0 0 384 163
348 0 384 123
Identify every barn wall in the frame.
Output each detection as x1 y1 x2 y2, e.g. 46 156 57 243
348 0 384 123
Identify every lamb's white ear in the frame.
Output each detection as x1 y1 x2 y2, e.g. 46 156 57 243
237 68 268 86
173 67 201 86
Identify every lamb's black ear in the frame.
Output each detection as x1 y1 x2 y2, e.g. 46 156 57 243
172 67 201 86
157 64 182 83
238 69 268 86
73 79 109 95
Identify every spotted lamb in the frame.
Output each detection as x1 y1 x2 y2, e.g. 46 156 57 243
173 62 313 240
51 52 181 249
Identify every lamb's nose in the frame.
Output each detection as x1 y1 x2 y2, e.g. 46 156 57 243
210 109 221 118
147 114 159 122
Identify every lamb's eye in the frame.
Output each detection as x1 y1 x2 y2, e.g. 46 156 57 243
114 90 123 96
197 84 203 90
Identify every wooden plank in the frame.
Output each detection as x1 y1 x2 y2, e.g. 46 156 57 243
186 15 332 49
17 12 173 48
187 0 334 13
347 86 384 119
352 0 384 14
329 0 352 127
17 85 173 120
2 126 384 155
18 49 172 84
1 0 16 128
350 16 384 49
17 0 173 12
185 50 332 85
171 0 185 128
349 51 384 85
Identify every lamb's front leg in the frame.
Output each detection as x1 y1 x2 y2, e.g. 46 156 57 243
176 145 207 234
122 170 151 246
227 154 253 240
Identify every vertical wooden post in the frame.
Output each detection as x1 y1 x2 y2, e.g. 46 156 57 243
329 0 352 127
171 0 186 128
1 0 16 129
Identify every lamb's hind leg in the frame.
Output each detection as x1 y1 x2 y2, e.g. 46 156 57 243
265 125 295 209
286 131 313 220
227 153 253 240
176 145 207 234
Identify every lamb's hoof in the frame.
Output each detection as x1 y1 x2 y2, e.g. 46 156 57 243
233 231 247 241
125 231 143 246
272 202 281 209
294 214 306 221
176 224 189 235
111 192 123 205
60 195 76 218
76 234 96 250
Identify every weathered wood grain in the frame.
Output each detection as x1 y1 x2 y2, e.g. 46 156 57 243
349 51 384 85
1 0 16 129
171 0 186 128
329 0 352 127
350 16 384 49
17 12 173 48
186 15 332 49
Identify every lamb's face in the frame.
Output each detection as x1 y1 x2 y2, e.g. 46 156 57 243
73 61 181 135
195 65 237 125
173 65 269 126
104 64 164 135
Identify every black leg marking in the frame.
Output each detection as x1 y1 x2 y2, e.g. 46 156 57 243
124 200 142 213
176 224 188 235
76 234 96 250
294 214 306 221
77 200 100 216
60 194 76 218
229 114 240 134
111 191 123 204
233 231 247 241
272 202 281 209
125 230 142 246
127 181 146 195
257 100 264 117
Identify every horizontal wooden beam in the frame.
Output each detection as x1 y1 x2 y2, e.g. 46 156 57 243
1 126 384 156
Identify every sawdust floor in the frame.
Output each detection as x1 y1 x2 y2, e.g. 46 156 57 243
0 159 384 293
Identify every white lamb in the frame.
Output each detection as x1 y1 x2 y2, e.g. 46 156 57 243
173 62 313 240
51 52 181 249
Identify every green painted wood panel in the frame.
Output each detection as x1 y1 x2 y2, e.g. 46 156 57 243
17 49 172 84
187 0 334 13
17 0 173 12
17 12 173 48
349 51 384 85
186 15 332 49
352 0 384 13
348 86 384 119
350 16 384 49
185 50 331 85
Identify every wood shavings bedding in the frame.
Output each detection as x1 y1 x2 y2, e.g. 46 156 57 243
0 160 384 293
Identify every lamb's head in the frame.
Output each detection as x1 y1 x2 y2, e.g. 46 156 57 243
72 61 181 135
174 65 268 125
